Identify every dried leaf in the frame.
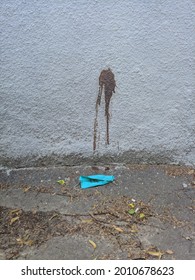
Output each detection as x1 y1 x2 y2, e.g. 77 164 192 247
166 250 174 255
9 209 20 215
32 209 37 215
16 238 24 245
10 216 19 225
49 214 59 221
128 209 135 215
57 180 65 185
113 225 124 233
139 213 145 219
23 186 31 193
25 240 33 246
89 240 97 249
147 251 164 259
128 203 135 208
130 224 138 233
16 238 33 246
81 219 93 224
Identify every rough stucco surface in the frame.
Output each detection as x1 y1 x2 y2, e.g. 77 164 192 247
0 0 195 167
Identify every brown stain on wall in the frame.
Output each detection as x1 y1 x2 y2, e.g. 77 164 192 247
93 68 116 151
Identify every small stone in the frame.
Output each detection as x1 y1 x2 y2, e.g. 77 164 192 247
185 236 191 240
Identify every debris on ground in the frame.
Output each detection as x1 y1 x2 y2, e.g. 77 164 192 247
0 195 155 260
0 164 194 260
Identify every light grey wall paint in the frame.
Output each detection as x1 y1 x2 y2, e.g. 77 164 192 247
0 0 195 167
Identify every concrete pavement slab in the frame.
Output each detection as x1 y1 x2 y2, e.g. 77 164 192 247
0 164 194 260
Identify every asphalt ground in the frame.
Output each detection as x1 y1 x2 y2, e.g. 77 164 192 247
0 164 194 260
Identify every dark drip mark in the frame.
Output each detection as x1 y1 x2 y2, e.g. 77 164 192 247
93 102 99 151
93 68 116 151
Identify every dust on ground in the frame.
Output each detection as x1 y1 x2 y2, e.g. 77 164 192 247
0 189 175 260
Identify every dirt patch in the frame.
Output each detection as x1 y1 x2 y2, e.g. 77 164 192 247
0 195 162 260
162 165 195 177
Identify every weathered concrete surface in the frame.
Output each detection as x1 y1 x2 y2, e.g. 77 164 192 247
0 0 195 167
0 164 194 260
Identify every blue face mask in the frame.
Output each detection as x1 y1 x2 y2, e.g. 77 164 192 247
79 174 115 189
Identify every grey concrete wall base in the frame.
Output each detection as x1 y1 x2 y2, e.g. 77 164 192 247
0 148 191 169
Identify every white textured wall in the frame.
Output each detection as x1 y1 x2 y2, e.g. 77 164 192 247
0 0 195 167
